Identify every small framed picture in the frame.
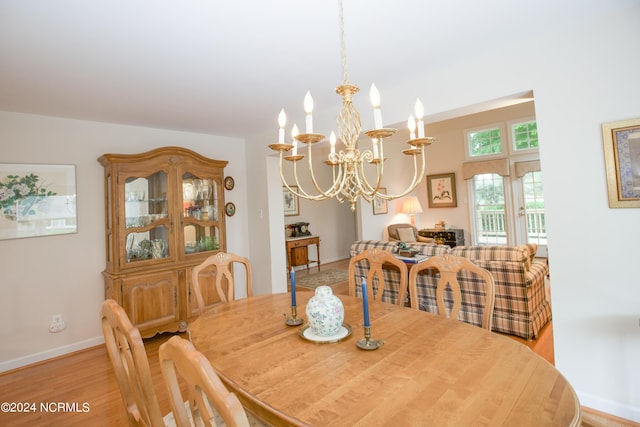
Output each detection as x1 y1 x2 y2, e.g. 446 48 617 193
602 117 640 208
224 176 235 191
225 202 236 217
283 186 299 216
427 173 457 208
372 188 388 215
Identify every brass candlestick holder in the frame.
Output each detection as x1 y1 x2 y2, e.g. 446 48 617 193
284 305 304 326
356 326 381 350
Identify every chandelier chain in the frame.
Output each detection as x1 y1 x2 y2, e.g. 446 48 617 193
339 0 349 85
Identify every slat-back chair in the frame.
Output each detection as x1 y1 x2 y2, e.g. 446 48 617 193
159 336 254 427
100 299 166 427
349 248 409 306
408 254 496 330
191 252 252 314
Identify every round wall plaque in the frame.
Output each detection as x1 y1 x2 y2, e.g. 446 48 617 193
225 202 236 217
224 176 235 190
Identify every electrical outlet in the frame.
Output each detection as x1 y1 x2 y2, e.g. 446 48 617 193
49 314 66 333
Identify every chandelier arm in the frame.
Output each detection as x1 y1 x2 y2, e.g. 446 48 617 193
279 153 304 197
305 144 345 198
290 158 320 199
281 155 330 202
383 147 427 199
356 150 385 199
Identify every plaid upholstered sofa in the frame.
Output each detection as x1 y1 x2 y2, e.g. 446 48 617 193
349 240 551 340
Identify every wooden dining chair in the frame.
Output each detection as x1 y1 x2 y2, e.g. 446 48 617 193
159 336 261 427
191 252 252 314
408 254 496 330
349 248 409 306
100 299 168 427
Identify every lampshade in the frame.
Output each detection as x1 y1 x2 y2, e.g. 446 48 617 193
401 196 423 214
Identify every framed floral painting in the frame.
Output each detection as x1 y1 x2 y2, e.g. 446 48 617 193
0 163 77 240
427 173 457 208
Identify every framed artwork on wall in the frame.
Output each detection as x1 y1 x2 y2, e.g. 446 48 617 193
283 185 299 216
372 187 388 215
224 176 235 191
0 163 77 240
602 117 640 208
427 173 457 208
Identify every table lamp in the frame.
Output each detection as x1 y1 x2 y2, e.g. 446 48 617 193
401 196 423 227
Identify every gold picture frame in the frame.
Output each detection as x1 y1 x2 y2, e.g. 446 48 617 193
602 117 640 208
427 173 457 208
372 188 388 215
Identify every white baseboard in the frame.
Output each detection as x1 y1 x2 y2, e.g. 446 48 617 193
578 391 640 423
0 336 105 373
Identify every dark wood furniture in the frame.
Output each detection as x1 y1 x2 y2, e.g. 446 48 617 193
418 227 465 247
189 292 581 426
286 235 320 272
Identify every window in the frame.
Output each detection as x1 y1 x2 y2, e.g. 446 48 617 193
468 128 502 157
472 173 506 245
511 120 538 151
521 171 546 245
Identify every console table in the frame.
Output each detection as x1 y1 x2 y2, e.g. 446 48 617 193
286 235 320 272
419 228 464 247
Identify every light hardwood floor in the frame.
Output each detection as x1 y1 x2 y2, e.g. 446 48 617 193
0 260 636 426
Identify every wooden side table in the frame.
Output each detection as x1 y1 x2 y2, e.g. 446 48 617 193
286 235 320 272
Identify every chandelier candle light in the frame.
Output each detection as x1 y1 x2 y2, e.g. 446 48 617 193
269 0 436 212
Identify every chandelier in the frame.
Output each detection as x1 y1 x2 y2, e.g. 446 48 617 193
269 0 436 212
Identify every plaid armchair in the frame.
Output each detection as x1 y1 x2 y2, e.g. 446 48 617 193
448 245 551 339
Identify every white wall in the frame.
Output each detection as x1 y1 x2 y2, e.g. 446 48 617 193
247 1 640 421
0 111 250 370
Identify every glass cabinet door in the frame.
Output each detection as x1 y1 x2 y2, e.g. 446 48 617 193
182 173 221 255
124 172 170 263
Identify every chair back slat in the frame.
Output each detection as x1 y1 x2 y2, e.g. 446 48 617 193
192 252 253 314
349 248 408 306
408 254 495 330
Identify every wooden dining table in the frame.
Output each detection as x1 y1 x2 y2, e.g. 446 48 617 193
189 292 580 426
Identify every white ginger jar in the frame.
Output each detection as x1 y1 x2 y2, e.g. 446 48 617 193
305 285 344 336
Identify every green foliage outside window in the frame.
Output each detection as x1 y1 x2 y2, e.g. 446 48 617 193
512 121 538 150
469 128 502 157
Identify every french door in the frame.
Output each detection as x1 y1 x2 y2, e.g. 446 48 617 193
470 170 547 257
513 170 547 257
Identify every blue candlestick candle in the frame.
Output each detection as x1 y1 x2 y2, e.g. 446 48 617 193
290 270 296 306
361 277 370 327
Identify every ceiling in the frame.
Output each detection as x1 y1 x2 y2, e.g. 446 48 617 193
0 1 598 139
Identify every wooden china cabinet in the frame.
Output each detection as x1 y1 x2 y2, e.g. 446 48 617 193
98 147 228 337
